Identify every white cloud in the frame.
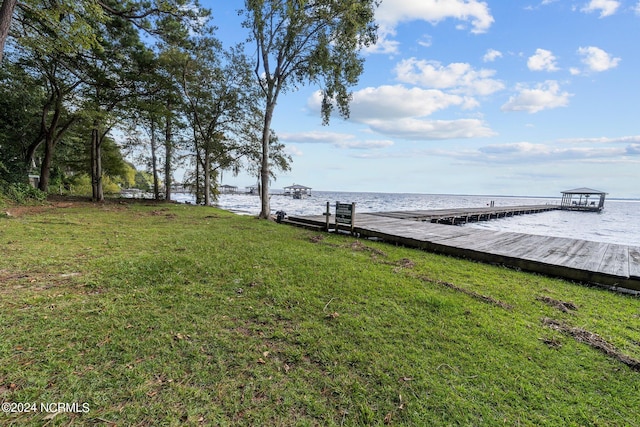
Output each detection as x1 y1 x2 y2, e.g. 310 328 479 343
477 142 624 163
483 49 502 62
278 131 394 151
635 1 640 15
501 80 572 113
366 118 496 140
394 58 504 96
527 48 559 72
581 0 620 17
364 27 400 55
436 141 631 164
577 46 620 72
335 139 395 150
375 0 494 35
368 1 494 55
341 85 471 120
279 131 346 144
558 135 640 144
284 145 304 157
433 135 640 165
417 35 433 48
306 85 495 141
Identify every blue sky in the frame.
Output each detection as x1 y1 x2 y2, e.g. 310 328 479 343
201 1 640 198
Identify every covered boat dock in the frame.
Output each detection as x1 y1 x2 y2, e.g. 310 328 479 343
284 184 312 199
560 188 607 212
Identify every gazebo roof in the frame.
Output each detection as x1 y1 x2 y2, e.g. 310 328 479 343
285 184 312 190
561 187 607 195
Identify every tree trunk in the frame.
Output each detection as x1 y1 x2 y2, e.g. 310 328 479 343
37 138 54 192
258 102 275 219
0 0 17 64
164 112 172 202
150 118 160 200
90 121 103 202
195 149 202 205
204 147 211 206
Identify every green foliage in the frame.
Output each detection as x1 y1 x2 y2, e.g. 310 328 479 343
134 170 154 192
7 0 105 63
0 63 44 184
242 0 379 216
64 174 121 196
243 0 378 123
1 203 640 425
0 182 46 203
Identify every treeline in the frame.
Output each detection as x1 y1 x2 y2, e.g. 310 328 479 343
0 0 379 214
0 0 289 204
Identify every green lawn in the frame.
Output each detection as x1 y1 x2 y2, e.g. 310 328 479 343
1 200 639 426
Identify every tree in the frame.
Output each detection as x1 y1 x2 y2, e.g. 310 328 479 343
79 9 149 201
242 0 378 218
245 129 291 189
178 38 262 205
1 0 206 66
6 0 207 197
0 61 45 183
0 0 17 64
25 56 81 192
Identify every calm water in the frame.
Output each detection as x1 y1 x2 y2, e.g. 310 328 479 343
173 191 640 247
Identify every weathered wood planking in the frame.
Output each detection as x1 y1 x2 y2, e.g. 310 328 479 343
369 205 559 223
599 244 629 278
285 209 640 291
629 247 640 279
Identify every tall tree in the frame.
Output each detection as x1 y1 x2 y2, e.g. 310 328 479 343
178 39 261 205
0 61 45 182
79 8 149 201
23 56 81 192
5 0 207 197
242 0 378 218
1 0 205 66
0 0 17 64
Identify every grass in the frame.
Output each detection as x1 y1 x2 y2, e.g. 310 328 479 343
1 199 640 426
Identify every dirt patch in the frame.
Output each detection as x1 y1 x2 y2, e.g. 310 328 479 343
309 235 324 243
392 258 415 271
536 296 578 313
414 274 513 310
149 209 177 219
0 270 84 294
4 204 57 217
542 317 640 371
4 196 179 218
396 258 415 268
540 336 563 349
348 240 387 257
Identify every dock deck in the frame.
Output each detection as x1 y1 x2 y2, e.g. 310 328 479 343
285 207 640 292
367 204 559 224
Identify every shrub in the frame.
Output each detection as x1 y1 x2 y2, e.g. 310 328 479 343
1 182 47 204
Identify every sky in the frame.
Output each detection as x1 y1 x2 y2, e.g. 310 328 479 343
199 0 640 198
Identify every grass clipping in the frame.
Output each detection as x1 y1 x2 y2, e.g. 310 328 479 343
542 318 640 371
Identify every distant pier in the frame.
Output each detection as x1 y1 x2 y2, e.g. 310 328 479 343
367 204 559 225
283 205 640 292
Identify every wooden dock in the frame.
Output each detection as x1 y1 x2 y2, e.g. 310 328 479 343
366 204 559 224
284 207 640 292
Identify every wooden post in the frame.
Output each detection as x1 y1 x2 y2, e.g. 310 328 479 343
324 201 331 232
350 202 356 234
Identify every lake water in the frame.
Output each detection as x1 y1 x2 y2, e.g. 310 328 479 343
172 191 640 247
